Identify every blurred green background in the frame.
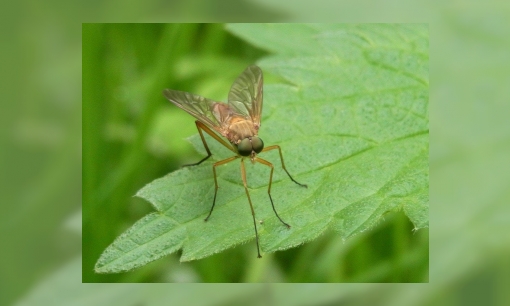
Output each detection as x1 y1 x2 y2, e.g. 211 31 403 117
2 0 509 305
83 23 428 283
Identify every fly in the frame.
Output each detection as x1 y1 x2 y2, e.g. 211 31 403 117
163 65 307 258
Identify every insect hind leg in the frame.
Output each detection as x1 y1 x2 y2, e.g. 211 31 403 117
182 121 236 167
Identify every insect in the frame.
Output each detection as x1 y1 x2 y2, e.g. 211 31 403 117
163 65 307 258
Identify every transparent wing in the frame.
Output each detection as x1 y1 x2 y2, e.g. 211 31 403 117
228 65 263 127
163 89 228 133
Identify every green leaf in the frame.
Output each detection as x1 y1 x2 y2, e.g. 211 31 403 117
95 24 428 273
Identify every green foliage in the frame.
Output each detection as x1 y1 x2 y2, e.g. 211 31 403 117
94 24 428 274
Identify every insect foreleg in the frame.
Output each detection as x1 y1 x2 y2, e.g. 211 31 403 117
240 158 262 258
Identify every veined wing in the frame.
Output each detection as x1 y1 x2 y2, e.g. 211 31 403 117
227 65 263 128
163 89 230 133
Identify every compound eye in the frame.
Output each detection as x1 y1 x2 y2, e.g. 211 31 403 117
251 136 264 154
237 138 252 156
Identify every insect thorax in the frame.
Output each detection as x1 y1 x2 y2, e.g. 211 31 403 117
226 117 258 144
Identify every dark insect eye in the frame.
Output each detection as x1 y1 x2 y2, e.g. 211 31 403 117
237 138 252 156
251 136 264 153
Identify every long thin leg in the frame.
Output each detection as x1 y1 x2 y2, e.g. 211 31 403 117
255 157 291 228
240 158 262 258
261 145 308 188
204 155 240 221
183 120 237 167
